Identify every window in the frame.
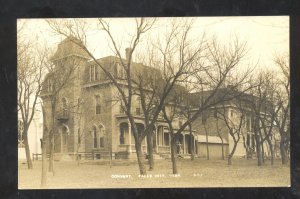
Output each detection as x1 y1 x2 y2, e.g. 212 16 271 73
62 98 68 117
99 125 105 148
95 66 99 81
95 95 101 114
48 78 53 92
164 133 170 146
78 128 81 144
90 65 95 81
18 120 24 148
77 98 81 110
120 131 125 144
117 63 126 79
62 125 68 145
246 133 250 147
251 134 255 148
179 121 182 128
100 137 104 148
214 109 218 118
246 117 250 131
93 126 97 148
202 114 207 124
63 133 67 144
231 110 235 118
136 97 141 115
119 123 126 144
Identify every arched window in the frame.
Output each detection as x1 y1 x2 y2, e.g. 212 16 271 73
93 126 97 148
62 98 68 117
62 125 69 145
95 95 101 114
18 120 24 148
99 125 105 148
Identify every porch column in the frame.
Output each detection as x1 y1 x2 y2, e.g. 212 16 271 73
155 125 158 153
144 134 147 154
169 132 171 153
183 133 185 154
128 123 132 153
194 137 196 154
162 129 165 146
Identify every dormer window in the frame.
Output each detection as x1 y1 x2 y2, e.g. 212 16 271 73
90 65 95 81
117 63 126 79
48 78 53 92
95 66 99 81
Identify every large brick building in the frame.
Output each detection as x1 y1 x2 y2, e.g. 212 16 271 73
40 37 275 160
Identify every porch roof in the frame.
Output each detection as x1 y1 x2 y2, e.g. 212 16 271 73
196 135 228 144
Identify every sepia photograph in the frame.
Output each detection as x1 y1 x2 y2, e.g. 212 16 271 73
17 17 290 189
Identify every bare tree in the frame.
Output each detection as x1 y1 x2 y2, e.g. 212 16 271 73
161 35 252 173
216 117 225 160
256 71 277 165
133 19 207 169
41 102 48 187
47 18 208 173
40 44 83 175
17 24 47 169
247 70 281 166
47 18 158 174
216 97 246 165
202 117 210 160
273 53 290 164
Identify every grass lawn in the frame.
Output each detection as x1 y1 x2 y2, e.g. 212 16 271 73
18 157 290 189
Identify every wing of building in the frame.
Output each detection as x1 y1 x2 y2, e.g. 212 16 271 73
40 37 279 161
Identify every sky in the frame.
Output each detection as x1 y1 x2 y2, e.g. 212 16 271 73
18 16 289 72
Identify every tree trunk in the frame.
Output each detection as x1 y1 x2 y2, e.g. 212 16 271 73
261 140 265 164
146 133 154 170
221 139 224 160
48 134 54 175
48 103 56 174
255 134 262 166
41 138 47 187
204 126 209 160
227 136 239 165
280 139 288 165
268 140 274 165
23 130 33 169
76 146 80 166
170 138 178 174
135 141 146 175
228 155 232 165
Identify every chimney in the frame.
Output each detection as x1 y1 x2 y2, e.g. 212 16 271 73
125 48 132 61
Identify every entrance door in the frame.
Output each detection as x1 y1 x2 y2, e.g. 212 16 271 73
61 126 68 153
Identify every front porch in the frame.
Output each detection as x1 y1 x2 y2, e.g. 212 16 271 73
116 121 197 158
117 144 171 154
